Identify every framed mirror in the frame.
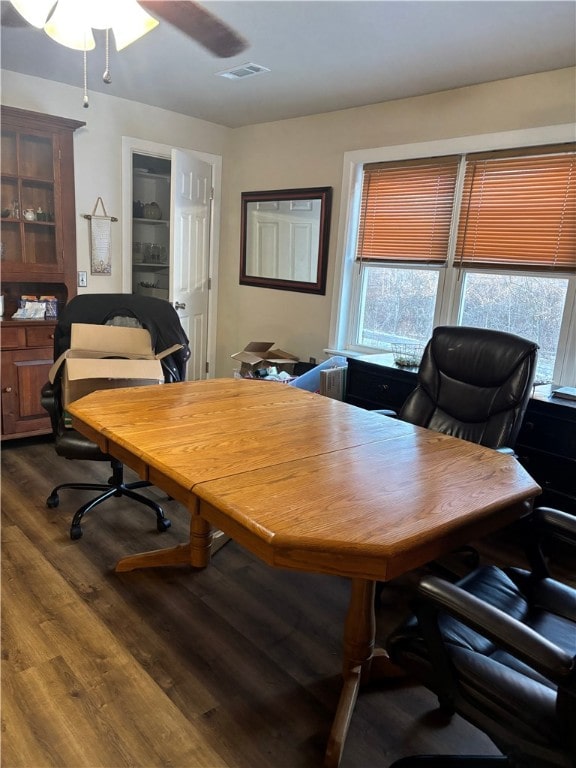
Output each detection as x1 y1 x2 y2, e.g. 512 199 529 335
240 187 332 294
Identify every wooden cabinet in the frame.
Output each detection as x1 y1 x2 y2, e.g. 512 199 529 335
1 321 56 438
346 354 576 515
1 106 84 440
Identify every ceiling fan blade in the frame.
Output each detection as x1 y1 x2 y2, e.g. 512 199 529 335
140 1 248 58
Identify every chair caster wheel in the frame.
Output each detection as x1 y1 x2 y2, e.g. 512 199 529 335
157 518 171 533
70 524 83 540
46 494 59 509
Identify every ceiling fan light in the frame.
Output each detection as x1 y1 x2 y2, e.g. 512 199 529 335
10 0 55 28
110 1 159 51
44 0 95 51
84 0 119 30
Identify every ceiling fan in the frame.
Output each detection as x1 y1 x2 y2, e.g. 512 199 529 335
141 1 247 57
2 0 248 59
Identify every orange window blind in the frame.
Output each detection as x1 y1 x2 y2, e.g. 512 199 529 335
456 145 576 271
356 156 460 264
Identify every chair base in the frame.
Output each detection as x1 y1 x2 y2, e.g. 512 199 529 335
46 459 171 540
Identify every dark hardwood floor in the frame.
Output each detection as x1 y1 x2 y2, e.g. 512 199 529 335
2 435 564 768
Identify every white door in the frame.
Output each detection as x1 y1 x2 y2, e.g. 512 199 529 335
170 150 212 380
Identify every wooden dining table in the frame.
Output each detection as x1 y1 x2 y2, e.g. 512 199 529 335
67 378 541 767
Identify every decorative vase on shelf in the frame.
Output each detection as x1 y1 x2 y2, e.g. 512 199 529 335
143 202 162 220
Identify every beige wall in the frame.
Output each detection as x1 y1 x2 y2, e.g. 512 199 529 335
2 67 575 376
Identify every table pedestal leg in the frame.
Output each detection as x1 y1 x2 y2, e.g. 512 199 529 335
115 504 213 572
190 513 213 568
324 578 375 768
324 578 407 768
115 542 193 572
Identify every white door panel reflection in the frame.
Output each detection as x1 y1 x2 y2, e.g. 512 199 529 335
240 187 332 295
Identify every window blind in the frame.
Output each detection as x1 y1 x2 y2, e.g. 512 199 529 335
456 145 576 271
356 156 460 264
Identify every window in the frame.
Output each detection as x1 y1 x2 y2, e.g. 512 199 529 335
333 134 576 386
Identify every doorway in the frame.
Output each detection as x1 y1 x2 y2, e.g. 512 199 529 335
121 137 221 379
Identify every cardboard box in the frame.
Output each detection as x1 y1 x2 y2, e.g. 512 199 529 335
49 323 182 410
231 341 299 376
61 358 164 406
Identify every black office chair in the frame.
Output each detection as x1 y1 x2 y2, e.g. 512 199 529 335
386 506 576 768
41 293 190 540
389 326 538 451
378 326 539 583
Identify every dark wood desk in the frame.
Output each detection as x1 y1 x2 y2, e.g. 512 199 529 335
68 378 540 767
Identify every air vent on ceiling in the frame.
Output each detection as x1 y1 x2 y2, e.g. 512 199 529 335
217 62 271 80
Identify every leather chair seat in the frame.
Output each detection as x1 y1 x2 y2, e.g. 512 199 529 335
53 426 110 461
389 567 571 747
386 508 576 767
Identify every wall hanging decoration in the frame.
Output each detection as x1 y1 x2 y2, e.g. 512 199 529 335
82 197 117 275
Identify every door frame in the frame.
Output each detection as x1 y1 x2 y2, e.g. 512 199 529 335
121 136 221 378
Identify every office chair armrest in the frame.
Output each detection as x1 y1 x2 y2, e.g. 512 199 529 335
535 506 576 545
520 506 576 584
417 575 574 681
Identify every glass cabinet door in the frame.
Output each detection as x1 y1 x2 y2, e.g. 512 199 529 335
1 128 60 275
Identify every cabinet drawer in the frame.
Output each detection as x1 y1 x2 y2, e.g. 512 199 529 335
346 362 416 411
517 409 576 459
518 450 576 503
26 324 56 348
1 326 26 350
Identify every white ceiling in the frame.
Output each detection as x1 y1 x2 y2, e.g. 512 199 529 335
1 1 575 128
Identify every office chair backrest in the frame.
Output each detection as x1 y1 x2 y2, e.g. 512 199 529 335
53 293 190 384
399 326 538 449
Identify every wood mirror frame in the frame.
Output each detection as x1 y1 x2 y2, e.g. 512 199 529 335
240 187 332 294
